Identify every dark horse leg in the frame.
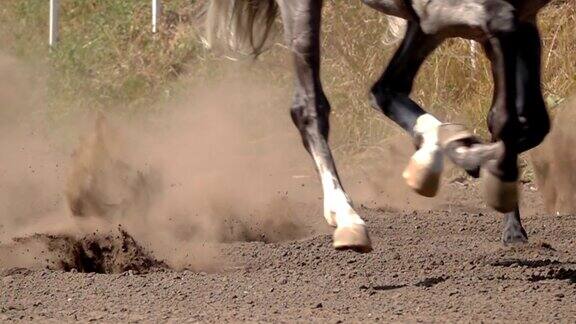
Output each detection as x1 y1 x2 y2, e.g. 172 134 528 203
482 16 550 244
370 22 488 198
370 22 448 197
502 208 528 244
370 16 548 244
277 0 371 252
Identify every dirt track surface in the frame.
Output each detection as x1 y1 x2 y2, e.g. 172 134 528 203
1 182 575 323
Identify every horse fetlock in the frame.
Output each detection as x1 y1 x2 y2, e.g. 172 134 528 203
403 114 445 196
481 164 519 213
333 223 372 253
501 210 528 245
324 209 337 227
318 164 364 228
324 187 371 252
502 221 528 245
403 145 443 197
324 200 365 228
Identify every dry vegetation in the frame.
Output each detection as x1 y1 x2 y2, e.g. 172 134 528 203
0 0 574 155
317 1 576 150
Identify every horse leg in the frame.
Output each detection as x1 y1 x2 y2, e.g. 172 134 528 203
502 208 527 244
370 22 482 196
484 17 549 243
278 0 371 252
507 17 549 154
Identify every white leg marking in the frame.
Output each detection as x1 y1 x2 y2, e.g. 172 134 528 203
312 150 365 228
414 114 442 155
413 114 444 171
402 114 445 196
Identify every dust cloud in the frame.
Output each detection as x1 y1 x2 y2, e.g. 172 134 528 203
0 54 67 242
0 53 330 272
0 51 450 273
341 134 457 212
530 95 576 215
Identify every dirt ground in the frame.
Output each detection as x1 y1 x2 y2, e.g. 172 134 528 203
2 179 575 323
1 53 575 323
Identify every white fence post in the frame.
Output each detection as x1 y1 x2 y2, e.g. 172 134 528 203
49 0 60 46
152 0 162 33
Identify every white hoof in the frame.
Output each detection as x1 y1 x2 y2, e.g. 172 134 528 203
403 146 443 197
333 224 372 253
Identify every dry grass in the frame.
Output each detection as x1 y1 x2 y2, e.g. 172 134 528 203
0 0 207 123
0 0 574 156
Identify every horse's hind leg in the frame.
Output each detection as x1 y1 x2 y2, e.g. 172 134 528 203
278 0 371 252
370 22 482 196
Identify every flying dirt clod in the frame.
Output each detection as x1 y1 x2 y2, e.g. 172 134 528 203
65 113 154 220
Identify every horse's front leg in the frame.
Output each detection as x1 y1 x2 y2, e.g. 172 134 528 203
502 208 528 244
370 22 459 197
279 0 371 252
483 16 549 243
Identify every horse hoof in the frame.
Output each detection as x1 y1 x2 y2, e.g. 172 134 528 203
402 148 442 197
481 168 518 213
502 224 528 245
437 124 491 176
333 224 372 253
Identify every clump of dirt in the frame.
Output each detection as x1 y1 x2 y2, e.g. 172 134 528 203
531 95 576 214
11 228 167 274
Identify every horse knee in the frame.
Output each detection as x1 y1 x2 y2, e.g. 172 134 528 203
290 93 330 138
290 103 309 136
370 79 409 115
369 85 393 115
518 109 550 152
492 102 550 153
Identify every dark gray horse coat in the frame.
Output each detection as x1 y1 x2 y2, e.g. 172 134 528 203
207 0 552 252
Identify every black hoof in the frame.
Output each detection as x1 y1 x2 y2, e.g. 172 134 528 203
501 223 528 245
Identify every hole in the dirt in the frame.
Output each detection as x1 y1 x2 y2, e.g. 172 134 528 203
414 276 448 288
490 259 562 268
528 268 576 283
372 284 407 291
12 229 168 274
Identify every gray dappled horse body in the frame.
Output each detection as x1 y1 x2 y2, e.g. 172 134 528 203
207 0 552 252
